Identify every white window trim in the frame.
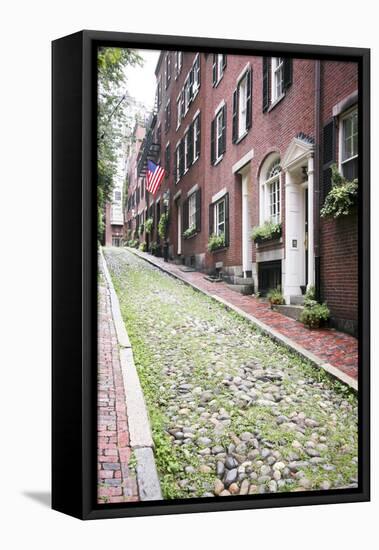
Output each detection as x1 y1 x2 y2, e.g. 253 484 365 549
184 132 190 174
338 106 358 173
188 192 197 228
215 108 224 162
212 187 227 204
192 54 200 98
238 72 248 139
214 54 225 87
214 198 226 236
193 115 200 163
271 57 284 104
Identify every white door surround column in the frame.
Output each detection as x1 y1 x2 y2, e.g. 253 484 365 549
177 203 182 255
241 169 252 277
281 136 315 303
307 155 315 289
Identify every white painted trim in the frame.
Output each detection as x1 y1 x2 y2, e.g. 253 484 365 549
211 187 227 204
192 108 200 121
332 90 358 117
232 149 254 173
256 247 284 263
187 183 199 197
236 62 251 84
166 140 170 147
214 99 225 115
173 190 182 201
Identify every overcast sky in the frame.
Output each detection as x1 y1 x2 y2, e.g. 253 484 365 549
124 49 160 109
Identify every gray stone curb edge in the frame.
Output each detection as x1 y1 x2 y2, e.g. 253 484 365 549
128 247 358 392
100 248 162 501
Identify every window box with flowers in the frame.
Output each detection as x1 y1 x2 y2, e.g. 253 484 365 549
321 164 358 219
183 224 197 239
251 221 282 245
208 233 226 252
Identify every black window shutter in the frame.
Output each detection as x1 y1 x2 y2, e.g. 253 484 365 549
222 55 227 70
322 120 336 202
283 58 293 91
181 90 185 117
189 69 194 101
262 57 270 112
165 146 170 176
183 198 189 231
209 203 214 236
174 147 178 180
210 118 216 165
224 193 230 247
195 188 201 231
187 128 193 167
167 101 171 130
212 54 217 86
179 140 185 177
232 89 238 143
246 68 252 130
221 105 227 154
196 115 201 158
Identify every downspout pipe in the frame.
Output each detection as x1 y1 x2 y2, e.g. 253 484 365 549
314 60 321 301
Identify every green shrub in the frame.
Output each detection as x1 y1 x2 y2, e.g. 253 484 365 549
150 241 158 255
139 223 144 236
207 233 225 252
251 221 282 243
127 239 139 248
267 288 285 306
300 302 330 329
158 212 169 239
139 242 147 252
183 224 197 239
321 164 358 218
145 217 153 234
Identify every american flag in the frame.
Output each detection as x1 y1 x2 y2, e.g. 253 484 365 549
146 160 165 196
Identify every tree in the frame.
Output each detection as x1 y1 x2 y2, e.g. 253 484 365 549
97 47 142 241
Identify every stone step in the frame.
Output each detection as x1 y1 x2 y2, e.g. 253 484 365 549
221 265 243 277
222 275 255 285
275 304 304 321
225 283 254 296
290 295 305 305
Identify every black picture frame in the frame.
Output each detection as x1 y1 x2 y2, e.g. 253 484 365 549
52 30 370 520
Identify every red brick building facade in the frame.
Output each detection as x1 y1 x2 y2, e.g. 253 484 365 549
125 51 358 336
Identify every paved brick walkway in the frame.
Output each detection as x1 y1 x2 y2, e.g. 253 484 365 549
97 276 139 504
131 250 358 381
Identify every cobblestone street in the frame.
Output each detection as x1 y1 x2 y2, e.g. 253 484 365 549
103 247 358 499
97 270 139 504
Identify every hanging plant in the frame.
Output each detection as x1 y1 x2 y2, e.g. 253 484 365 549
145 217 153 234
321 164 358 219
158 212 169 239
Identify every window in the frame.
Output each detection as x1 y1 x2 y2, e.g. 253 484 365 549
192 55 200 96
183 189 201 234
175 51 182 78
114 190 121 201
165 53 171 88
184 132 190 173
176 95 182 129
271 57 284 102
232 68 252 142
263 57 292 112
188 192 197 228
340 108 358 180
193 114 200 162
211 105 226 164
165 144 170 176
165 100 171 133
212 54 227 86
261 159 281 224
175 145 180 183
184 76 191 114
209 194 229 247
156 78 162 109
214 198 225 236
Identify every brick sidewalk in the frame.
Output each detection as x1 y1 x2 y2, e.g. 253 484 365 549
131 250 358 381
97 277 139 504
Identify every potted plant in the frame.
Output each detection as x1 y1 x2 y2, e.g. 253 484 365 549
251 221 282 244
267 288 285 308
150 241 158 255
207 233 225 252
299 286 330 329
139 242 147 252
